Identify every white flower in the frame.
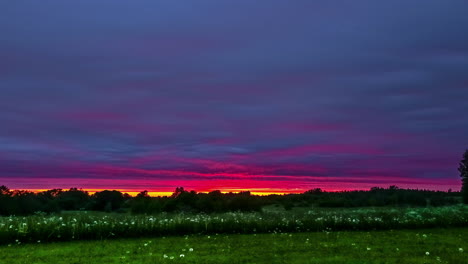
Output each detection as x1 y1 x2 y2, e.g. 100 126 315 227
189 248 194 252
367 247 371 251
163 254 168 258
459 248 464 252
426 252 430 256
180 254 185 258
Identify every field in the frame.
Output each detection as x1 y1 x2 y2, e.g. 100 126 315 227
0 228 466 264
0 205 467 263
1 205 467 244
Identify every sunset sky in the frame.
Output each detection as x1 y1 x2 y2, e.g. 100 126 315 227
1 1 468 195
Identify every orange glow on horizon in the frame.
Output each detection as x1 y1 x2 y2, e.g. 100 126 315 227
22 188 306 197
18 187 382 197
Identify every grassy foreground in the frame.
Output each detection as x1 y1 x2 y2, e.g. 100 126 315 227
0 228 466 264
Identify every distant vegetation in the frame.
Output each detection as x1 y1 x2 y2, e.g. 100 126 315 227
459 149 468 204
0 185 461 216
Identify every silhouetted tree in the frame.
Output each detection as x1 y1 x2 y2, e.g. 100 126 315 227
136 190 150 199
58 188 90 210
0 185 14 215
0 185 11 196
36 189 63 213
171 187 187 198
130 190 162 214
92 190 125 212
304 188 323 195
459 149 468 204
12 190 42 215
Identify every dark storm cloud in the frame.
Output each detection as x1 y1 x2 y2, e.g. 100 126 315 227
0 0 467 192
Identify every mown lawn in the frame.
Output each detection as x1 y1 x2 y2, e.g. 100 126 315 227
0 228 466 264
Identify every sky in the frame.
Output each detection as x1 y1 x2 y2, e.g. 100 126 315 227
1 1 468 195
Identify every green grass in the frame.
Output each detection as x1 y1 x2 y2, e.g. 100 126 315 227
0 228 466 264
1 205 467 244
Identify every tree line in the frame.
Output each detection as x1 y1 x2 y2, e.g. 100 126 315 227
0 185 462 216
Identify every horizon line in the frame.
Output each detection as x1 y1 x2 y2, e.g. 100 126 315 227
3 186 460 197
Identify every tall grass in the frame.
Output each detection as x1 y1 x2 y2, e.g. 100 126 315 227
1 205 467 245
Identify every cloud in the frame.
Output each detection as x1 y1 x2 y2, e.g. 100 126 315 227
0 0 467 192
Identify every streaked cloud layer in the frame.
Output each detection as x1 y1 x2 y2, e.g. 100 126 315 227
1 1 467 193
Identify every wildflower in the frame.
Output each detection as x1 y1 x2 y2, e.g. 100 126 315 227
126 251 130 254
170 256 174 260
180 254 185 258
367 248 371 251
189 248 194 252
37 240 41 243
163 254 168 258
422 234 427 238
144 243 148 247
459 248 464 252
426 252 430 256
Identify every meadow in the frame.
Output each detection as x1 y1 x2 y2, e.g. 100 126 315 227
0 227 466 264
0 205 467 245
